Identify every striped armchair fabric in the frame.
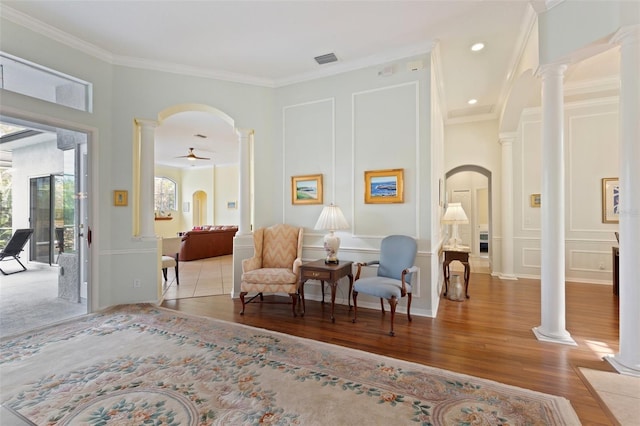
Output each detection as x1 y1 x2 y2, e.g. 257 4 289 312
240 224 303 316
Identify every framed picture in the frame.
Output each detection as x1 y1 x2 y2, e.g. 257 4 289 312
113 190 128 206
530 193 541 208
365 168 404 204
291 174 323 205
227 201 237 209
602 178 619 223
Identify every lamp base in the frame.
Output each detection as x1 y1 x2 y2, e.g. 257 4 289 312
323 231 341 266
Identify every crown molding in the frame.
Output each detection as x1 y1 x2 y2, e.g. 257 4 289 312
1 5 114 63
563 76 619 97
112 55 275 88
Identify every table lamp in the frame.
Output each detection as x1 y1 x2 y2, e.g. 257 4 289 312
442 202 468 248
314 203 349 264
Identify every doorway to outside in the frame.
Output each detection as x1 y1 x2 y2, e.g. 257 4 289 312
0 116 90 338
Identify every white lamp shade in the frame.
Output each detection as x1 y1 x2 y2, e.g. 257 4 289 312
314 204 349 231
441 203 469 224
442 202 468 248
314 204 349 264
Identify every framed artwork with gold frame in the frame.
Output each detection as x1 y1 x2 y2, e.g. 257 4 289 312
114 190 128 206
291 174 323 205
530 193 541 208
364 168 404 204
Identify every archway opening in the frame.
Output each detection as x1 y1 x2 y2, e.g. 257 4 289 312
445 165 492 273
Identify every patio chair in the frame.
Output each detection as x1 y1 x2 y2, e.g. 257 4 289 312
0 229 34 275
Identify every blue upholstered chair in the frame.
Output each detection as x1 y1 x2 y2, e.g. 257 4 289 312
352 235 418 336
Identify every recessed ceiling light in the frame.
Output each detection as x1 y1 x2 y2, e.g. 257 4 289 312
468 99 478 105
470 43 485 52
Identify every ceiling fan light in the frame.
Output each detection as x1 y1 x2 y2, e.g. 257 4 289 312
187 156 196 161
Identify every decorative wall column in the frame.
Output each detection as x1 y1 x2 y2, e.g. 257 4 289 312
532 64 576 345
499 133 517 280
607 26 640 376
136 119 158 238
237 128 253 235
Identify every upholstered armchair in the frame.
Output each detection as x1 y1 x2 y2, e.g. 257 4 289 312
352 235 418 336
240 224 304 316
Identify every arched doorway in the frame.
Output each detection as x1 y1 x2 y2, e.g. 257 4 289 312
192 190 207 227
445 165 492 273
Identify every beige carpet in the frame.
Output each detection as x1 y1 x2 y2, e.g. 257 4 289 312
1 304 580 425
162 255 233 300
579 367 640 425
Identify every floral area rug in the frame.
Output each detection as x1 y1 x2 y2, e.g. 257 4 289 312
1 304 580 425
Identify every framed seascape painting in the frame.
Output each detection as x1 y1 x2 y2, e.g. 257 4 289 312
602 177 619 223
364 168 404 204
291 174 323 205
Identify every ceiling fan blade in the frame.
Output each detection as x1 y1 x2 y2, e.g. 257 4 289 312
175 148 210 160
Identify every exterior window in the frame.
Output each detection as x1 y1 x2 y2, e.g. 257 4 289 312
154 177 176 213
0 52 93 112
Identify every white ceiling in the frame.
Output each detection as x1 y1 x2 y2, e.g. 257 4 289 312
0 1 620 168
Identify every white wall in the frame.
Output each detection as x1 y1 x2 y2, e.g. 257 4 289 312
513 98 619 283
273 53 437 316
214 164 239 226
444 119 501 265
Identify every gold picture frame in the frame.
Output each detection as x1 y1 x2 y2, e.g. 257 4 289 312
291 174 323 205
530 193 541 208
365 168 404 204
114 190 128 206
602 177 619 223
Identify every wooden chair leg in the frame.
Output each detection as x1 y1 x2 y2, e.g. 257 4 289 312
407 293 412 322
162 268 168 281
380 298 385 314
351 291 359 323
289 293 297 317
388 296 397 336
240 291 247 315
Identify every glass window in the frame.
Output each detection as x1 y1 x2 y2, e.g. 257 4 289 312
154 177 176 213
0 52 93 112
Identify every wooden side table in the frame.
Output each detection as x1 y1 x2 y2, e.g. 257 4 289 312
442 247 471 299
300 260 353 322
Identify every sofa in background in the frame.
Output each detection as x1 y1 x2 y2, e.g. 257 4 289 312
179 226 238 261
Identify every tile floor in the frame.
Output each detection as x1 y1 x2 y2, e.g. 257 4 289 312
161 255 233 300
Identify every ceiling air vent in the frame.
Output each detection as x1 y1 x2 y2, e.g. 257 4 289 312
314 53 338 65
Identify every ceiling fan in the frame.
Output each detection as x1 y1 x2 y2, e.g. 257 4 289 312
176 147 210 161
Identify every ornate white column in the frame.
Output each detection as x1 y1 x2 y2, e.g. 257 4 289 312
236 128 253 235
499 133 517 280
136 119 157 238
532 64 576 345
607 26 640 376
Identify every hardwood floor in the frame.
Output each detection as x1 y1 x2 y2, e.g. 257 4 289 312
162 273 620 425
